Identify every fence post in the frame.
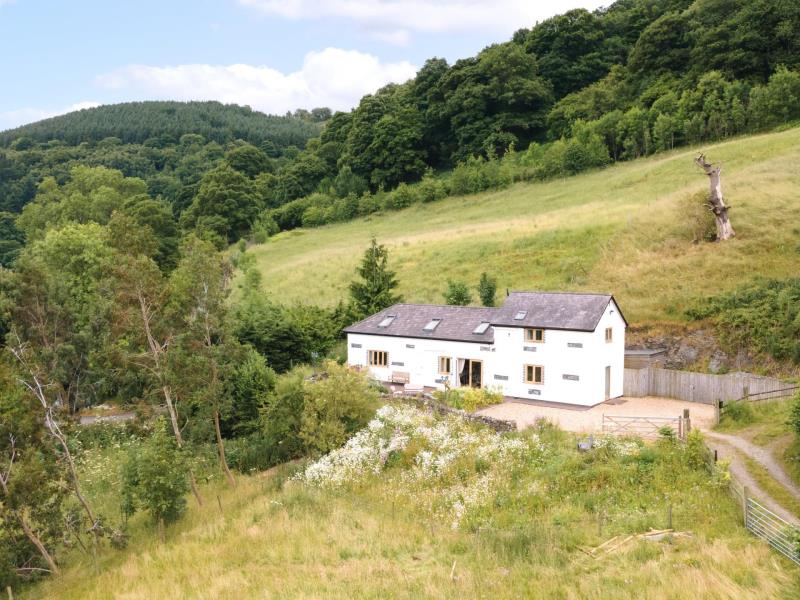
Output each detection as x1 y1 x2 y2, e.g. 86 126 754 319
683 409 691 439
714 399 721 425
742 486 748 527
742 385 749 401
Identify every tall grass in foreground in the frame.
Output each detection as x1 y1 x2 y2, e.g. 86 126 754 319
25 412 800 599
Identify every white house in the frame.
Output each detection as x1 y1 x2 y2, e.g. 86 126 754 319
344 292 627 407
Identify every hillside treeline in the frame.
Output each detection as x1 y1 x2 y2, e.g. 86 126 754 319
2 0 800 251
0 101 322 147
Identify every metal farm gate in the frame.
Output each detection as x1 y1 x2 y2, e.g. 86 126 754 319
601 415 686 439
744 498 800 565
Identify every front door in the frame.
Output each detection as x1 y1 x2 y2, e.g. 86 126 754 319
459 359 482 388
604 366 611 400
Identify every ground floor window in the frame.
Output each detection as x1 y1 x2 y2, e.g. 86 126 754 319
368 350 388 367
525 364 544 384
438 356 451 374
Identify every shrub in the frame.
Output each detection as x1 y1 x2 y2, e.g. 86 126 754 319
385 183 418 210
259 366 309 463
443 279 472 305
417 170 447 203
73 420 141 450
436 387 503 412
121 421 189 525
686 278 800 363
789 392 800 438
225 432 280 473
677 190 717 243
299 361 379 456
722 400 755 424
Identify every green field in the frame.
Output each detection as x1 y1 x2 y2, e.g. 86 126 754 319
241 127 800 324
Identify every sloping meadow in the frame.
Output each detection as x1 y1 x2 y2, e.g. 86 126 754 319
27 404 797 599
294 404 748 556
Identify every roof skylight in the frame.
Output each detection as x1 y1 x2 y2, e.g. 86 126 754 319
473 321 491 335
377 315 395 328
514 310 527 320
423 318 442 332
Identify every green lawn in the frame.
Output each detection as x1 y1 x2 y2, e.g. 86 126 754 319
240 127 800 324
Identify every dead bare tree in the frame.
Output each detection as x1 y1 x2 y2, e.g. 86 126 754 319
0 435 60 575
694 153 736 241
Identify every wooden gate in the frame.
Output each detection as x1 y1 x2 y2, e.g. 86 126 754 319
602 415 684 439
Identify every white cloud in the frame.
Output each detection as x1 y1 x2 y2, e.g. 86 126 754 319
239 0 608 42
95 48 417 113
0 101 101 131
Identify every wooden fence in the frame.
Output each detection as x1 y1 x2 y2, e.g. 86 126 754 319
623 368 792 405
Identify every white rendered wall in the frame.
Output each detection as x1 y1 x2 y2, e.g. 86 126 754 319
347 334 494 391
346 300 626 407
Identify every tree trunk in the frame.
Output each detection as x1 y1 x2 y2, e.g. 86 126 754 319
45 413 97 527
16 512 60 575
695 153 736 241
136 290 203 506
213 409 236 488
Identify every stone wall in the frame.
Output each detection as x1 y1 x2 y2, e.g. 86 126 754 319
387 394 517 433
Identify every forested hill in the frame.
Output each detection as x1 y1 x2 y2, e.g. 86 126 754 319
1 0 799 261
0 101 322 147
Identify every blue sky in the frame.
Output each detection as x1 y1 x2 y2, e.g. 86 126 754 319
0 0 607 130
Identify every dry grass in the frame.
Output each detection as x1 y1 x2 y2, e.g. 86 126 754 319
239 127 800 324
23 434 800 600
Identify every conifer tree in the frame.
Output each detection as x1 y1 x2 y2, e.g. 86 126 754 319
348 238 402 321
477 272 497 307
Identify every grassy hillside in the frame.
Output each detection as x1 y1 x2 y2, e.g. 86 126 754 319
241 127 800 324
23 409 798 599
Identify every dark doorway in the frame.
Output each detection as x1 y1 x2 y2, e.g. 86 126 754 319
459 359 483 388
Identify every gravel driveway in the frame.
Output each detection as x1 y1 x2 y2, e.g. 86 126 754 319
477 396 717 433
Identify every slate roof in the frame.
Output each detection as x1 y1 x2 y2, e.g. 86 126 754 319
343 304 497 343
343 291 625 342
492 292 624 331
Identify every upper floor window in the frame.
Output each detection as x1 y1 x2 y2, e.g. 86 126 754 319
525 364 544 384
605 327 613 343
525 328 545 343
368 350 388 367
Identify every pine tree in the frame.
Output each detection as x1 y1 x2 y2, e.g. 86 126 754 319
477 272 497 307
348 238 402 321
